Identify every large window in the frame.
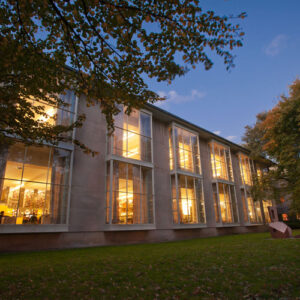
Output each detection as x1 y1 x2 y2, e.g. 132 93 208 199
241 188 263 224
209 142 233 181
238 154 252 186
169 125 205 225
262 199 273 223
0 143 71 225
108 108 152 162
212 182 238 224
106 108 154 225
171 174 205 224
28 91 76 138
106 161 153 224
169 126 200 174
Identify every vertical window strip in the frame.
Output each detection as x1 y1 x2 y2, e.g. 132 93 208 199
169 125 205 225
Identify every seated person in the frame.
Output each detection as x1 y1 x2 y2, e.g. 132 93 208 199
29 212 38 224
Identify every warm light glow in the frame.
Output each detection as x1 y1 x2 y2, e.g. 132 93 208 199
10 182 24 192
37 107 56 123
239 154 252 185
210 144 229 180
180 188 194 216
219 184 232 223
118 178 133 223
178 142 192 171
179 186 198 223
169 134 173 170
123 127 141 160
263 200 273 223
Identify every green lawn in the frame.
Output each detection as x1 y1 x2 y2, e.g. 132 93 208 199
0 231 300 299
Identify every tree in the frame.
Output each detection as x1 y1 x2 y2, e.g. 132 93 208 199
243 79 300 214
0 0 246 153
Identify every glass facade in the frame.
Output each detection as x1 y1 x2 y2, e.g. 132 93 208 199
106 161 153 224
262 200 273 223
213 182 238 224
169 125 205 225
28 90 76 138
241 188 263 224
106 108 154 225
169 126 201 174
0 143 71 225
209 142 237 224
238 154 252 186
108 108 152 162
209 142 233 181
171 174 205 224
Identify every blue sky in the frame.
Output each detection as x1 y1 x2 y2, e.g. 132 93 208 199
146 0 300 144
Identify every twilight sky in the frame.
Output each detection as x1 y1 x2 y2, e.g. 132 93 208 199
147 0 300 144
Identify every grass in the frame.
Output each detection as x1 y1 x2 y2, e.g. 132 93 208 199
0 231 300 299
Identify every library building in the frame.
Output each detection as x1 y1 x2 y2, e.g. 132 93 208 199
0 92 275 251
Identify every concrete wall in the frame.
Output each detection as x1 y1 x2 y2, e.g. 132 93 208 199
0 225 268 252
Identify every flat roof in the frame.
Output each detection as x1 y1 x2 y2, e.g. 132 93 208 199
144 102 250 153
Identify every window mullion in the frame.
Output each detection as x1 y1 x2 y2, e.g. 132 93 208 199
139 165 142 224
193 177 199 223
109 160 113 224
185 176 189 222
15 146 27 221
212 142 217 179
175 173 180 224
228 185 234 223
42 147 52 220
216 182 221 224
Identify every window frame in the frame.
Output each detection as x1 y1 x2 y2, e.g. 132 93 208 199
240 187 263 225
107 108 153 163
209 140 234 182
0 94 78 233
238 152 253 186
169 122 206 227
209 140 238 226
213 181 239 226
105 108 155 229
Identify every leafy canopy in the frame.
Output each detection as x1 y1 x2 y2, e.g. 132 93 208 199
0 0 246 153
243 79 300 213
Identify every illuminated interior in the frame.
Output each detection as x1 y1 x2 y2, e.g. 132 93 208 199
180 186 197 223
263 200 273 223
239 154 252 186
169 126 200 174
109 161 153 225
218 183 233 223
169 131 174 170
0 143 69 225
178 142 193 171
27 96 75 139
123 126 141 160
210 143 232 181
112 108 151 162
171 174 205 224
117 178 133 224
243 190 262 224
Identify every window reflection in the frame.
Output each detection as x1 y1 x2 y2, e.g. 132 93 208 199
169 126 200 174
0 143 70 225
111 108 152 162
210 142 233 181
241 188 263 224
263 200 273 223
171 174 205 224
27 91 76 138
213 183 238 224
239 154 252 186
108 161 153 225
